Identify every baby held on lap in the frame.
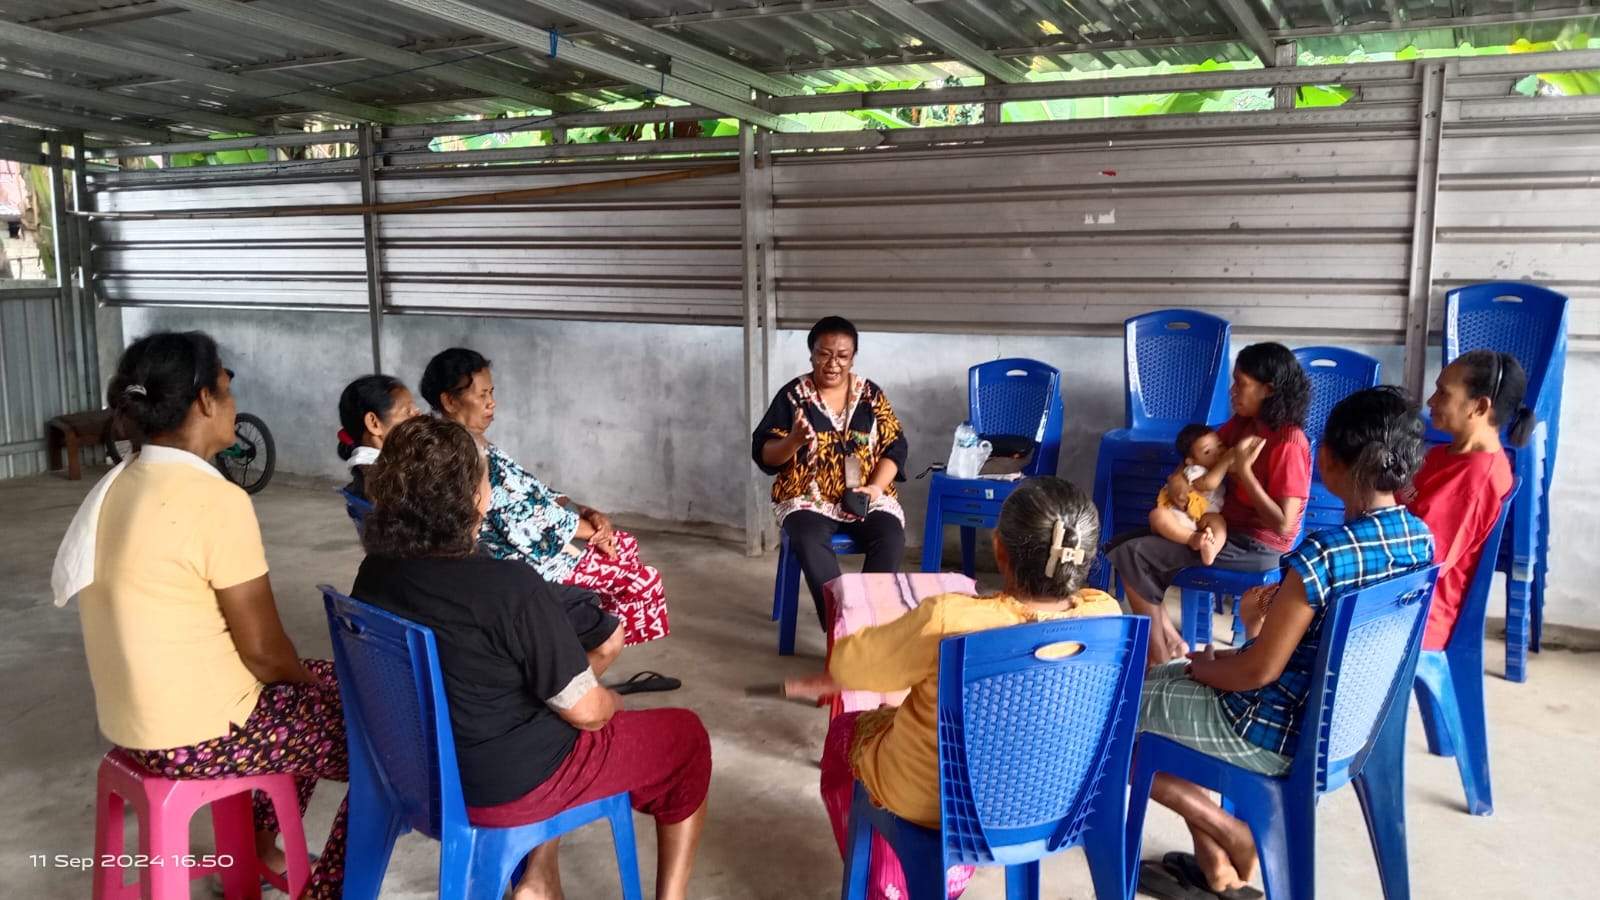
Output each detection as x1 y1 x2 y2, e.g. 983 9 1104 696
1149 425 1263 566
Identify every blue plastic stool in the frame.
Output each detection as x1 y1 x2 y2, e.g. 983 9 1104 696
1128 564 1440 900
339 487 372 539
1093 310 1232 589
1172 565 1283 650
842 616 1149 900
1443 281 1568 682
322 588 644 900
773 530 861 656
1413 479 1518 816
923 359 1064 576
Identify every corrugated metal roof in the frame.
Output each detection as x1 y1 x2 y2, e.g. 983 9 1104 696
0 0 1594 141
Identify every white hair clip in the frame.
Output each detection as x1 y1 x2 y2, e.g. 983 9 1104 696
123 384 147 397
1043 518 1086 578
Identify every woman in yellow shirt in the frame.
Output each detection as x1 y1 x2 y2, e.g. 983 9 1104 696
787 476 1120 900
53 331 348 898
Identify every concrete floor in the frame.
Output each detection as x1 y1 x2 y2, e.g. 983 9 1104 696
2 472 1594 899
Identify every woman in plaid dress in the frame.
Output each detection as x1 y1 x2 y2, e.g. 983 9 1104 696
1134 387 1435 900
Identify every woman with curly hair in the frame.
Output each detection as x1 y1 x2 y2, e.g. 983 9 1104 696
351 416 710 900
1109 342 1313 667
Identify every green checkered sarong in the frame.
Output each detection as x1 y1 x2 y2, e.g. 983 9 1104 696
1138 661 1292 777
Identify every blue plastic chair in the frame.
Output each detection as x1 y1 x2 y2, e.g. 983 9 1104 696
922 359 1064 577
841 616 1150 900
773 530 861 656
1128 564 1440 900
1413 479 1518 816
1092 310 1232 589
1171 346 1378 648
1443 281 1568 682
339 487 373 539
321 587 644 900
1294 346 1381 531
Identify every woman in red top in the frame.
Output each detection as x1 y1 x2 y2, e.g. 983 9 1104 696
1409 349 1534 650
1110 343 1313 666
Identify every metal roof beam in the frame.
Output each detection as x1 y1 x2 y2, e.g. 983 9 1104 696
1212 0 1281 64
863 0 1030 83
0 101 182 142
0 19 403 124
515 0 798 96
381 0 805 131
0 69 265 133
160 0 583 112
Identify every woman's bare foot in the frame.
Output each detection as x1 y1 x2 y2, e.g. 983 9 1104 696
1197 527 1221 566
1190 824 1248 892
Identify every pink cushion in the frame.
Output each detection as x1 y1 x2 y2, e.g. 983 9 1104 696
824 572 978 714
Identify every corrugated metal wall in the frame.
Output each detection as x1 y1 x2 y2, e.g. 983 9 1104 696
94 159 743 323
770 124 1421 339
0 284 69 478
1434 125 1600 337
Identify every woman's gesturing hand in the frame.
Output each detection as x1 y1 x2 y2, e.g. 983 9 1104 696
790 399 818 459
1230 435 1265 475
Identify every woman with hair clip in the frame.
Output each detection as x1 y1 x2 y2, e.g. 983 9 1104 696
1109 342 1314 667
334 374 421 499
1134 387 1435 900
784 477 1120 900
52 331 349 898
1409 349 1534 650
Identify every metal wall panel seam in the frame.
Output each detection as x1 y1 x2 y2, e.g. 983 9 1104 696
1403 64 1447 398
358 124 385 372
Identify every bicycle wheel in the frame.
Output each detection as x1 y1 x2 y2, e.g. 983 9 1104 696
215 412 276 494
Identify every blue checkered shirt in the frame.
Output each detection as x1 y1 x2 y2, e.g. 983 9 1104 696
1218 506 1434 756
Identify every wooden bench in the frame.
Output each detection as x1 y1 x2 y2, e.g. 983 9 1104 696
46 410 115 481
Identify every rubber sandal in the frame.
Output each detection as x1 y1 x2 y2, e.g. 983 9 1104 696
1162 851 1264 900
613 670 681 695
1137 859 1207 899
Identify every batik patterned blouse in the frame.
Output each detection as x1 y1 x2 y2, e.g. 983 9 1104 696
752 374 910 525
479 443 582 583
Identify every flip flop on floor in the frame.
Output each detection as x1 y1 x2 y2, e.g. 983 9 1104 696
1162 851 1265 900
1137 859 1207 899
613 670 681 695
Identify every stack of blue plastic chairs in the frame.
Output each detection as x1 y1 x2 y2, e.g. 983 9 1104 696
1436 282 1566 683
1128 565 1440 900
921 358 1064 577
1091 310 1232 591
840 616 1149 900
322 588 644 900
1414 479 1518 816
1171 346 1379 649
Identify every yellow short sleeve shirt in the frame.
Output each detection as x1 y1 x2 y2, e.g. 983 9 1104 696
77 453 268 749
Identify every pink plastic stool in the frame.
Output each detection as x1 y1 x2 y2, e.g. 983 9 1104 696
92 749 312 900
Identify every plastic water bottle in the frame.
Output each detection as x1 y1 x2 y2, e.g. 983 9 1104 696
947 421 980 478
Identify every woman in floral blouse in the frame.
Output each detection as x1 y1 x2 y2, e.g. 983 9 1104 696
420 348 668 646
753 317 910 632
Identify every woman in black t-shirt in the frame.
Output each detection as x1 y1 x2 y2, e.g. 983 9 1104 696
351 416 710 900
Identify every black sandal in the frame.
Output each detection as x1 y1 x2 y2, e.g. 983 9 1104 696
1137 859 1206 899
612 670 681 695
1162 852 1264 900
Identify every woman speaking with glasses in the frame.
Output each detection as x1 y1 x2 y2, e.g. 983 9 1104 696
752 316 910 634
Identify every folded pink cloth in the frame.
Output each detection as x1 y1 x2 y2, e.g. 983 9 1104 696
824 572 978 715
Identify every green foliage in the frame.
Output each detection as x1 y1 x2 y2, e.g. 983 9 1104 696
21 164 54 280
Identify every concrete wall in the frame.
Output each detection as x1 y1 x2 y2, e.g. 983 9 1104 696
119 308 1594 630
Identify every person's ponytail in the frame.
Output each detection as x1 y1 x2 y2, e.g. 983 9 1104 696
336 428 358 461
1505 404 1537 448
